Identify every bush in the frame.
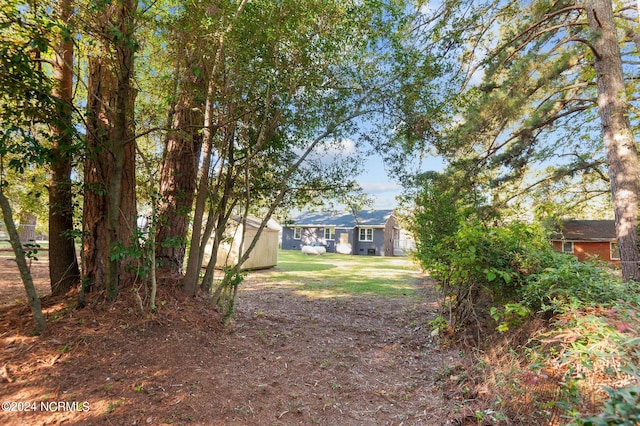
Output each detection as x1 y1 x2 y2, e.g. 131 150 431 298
425 220 549 327
408 202 640 422
522 253 640 313
419 218 640 330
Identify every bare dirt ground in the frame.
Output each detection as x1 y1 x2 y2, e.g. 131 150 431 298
0 255 483 426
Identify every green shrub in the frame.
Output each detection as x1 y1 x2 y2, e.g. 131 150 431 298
417 217 639 329
521 253 640 313
431 220 554 326
573 385 640 426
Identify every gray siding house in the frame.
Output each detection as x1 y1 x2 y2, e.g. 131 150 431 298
282 210 405 256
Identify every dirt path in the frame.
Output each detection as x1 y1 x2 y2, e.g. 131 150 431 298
0 260 470 425
215 277 458 425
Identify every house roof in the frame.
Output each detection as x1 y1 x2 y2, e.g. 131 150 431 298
288 210 394 228
551 220 616 242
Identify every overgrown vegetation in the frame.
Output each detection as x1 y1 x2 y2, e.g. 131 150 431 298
402 172 640 422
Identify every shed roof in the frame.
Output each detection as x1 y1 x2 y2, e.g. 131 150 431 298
231 215 281 232
289 210 394 228
551 220 616 242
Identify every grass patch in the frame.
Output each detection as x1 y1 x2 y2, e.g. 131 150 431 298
267 250 420 298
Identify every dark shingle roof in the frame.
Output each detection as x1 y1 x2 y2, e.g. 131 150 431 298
551 220 616 241
289 210 394 228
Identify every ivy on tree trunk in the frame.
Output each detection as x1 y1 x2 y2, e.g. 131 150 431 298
155 62 205 273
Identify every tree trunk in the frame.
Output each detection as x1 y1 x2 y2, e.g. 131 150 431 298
49 0 80 295
83 0 138 300
0 190 45 333
84 58 116 298
586 0 640 281
181 108 214 295
155 65 206 273
181 0 249 295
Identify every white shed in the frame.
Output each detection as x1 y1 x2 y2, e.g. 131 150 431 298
204 215 281 270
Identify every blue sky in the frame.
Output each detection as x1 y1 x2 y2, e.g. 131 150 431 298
306 134 446 211
357 153 445 209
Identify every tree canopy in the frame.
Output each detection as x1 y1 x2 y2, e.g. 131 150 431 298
3 0 640 330
393 0 640 280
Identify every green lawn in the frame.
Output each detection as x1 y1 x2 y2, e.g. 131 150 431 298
263 249 422 299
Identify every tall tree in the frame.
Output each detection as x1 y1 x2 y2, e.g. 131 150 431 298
406 0 640 280
82 0 138 300
181 0 249 296
584 0 640 280
181 0 435 300
49 0 80 295
154 8 209 274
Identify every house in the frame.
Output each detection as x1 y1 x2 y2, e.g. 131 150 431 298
550 220 619 264
281 210 410 256
204 215 281 270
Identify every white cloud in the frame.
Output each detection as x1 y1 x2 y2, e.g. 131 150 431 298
293 138 358 162
315 138 357 156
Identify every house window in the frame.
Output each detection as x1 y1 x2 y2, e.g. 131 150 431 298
293 227 301 240
359 228 373 242
562 241 574 254
324 227 335 240
611 242 620 260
